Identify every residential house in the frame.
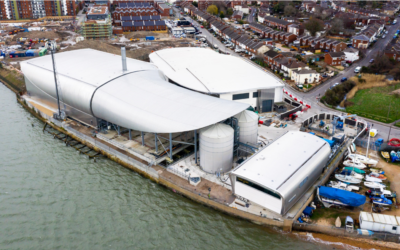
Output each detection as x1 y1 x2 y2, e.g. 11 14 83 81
292 68 321 85
352 34 370 49
286 60 307 78
288 24 304 36
232 10 243 20
384 43 400 61
263 16 290 31
344 47 359 62
325 52 345 66
234 4 249 14
263 50 283 66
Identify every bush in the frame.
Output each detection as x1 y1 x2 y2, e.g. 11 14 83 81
358 78 366 83
323 81 356 106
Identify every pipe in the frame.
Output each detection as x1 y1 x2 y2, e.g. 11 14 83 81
194 130 197 164
121 46 127 72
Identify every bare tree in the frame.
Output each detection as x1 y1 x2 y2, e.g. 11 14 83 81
304 18 324 36
284 5 296 17
330 19 344 34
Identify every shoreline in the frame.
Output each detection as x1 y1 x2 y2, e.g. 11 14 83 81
2 79 400 250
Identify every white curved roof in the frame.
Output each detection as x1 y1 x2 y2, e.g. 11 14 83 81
149 47 284 94
21 49 249 133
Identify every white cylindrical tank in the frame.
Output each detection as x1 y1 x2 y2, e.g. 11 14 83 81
234 110 258 145
199 123 234 174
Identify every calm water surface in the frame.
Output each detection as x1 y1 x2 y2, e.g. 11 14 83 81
0 84 338 249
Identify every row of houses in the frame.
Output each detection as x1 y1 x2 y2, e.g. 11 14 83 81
296 35 348 52
263 50 321 85
249 23 297 45
120 20 167 32
181 2 269 55
331 2 391 22
352 22 385 49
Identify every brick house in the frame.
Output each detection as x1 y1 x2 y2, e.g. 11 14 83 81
384 44 400 61
232 10 243 20
352 34 370 49
325 52 345 66
263 16 290 31
263 50 283 66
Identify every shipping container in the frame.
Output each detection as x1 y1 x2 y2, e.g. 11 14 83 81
146 36 155 41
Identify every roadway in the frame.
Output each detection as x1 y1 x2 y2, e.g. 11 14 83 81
173 6 400 140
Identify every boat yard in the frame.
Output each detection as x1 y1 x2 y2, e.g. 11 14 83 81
10 45 400 247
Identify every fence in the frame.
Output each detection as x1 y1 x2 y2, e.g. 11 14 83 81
293 222 400 243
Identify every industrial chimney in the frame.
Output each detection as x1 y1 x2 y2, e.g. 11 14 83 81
121 47 127 72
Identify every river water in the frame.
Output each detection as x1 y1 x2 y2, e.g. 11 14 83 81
0 84 346 249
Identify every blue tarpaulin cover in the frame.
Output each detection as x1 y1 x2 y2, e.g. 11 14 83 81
303 206 314 216
321 138 335 147
319 186 366 207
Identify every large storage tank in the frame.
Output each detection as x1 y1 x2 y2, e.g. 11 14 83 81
199 123 234 174
234 110 259 145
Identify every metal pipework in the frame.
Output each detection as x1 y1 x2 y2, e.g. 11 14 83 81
121 47 127 72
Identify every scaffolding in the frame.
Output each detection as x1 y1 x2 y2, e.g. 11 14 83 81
80 15 112 39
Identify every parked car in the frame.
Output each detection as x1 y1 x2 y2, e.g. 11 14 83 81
341 77 347 82
331 83 339 89
383 35 386 39
369 59 374 63
235 48 242 53
385 30 389 34
354 66 361 73
200 25 204 28
346 60 352 64
250 55 256 60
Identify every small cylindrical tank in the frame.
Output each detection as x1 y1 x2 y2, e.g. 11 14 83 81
234 110 258 145
199 123 234 174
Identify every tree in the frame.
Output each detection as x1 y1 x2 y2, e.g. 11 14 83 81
214 2 227 15
304 19 324 36
227 8 233 16
389 65 400 80
273 2 286 13
206 5 218 15
284 5 296 17
330 19 344 34
357 1 367 7
220 11 225 18
370 53 393 73
192 1 198 7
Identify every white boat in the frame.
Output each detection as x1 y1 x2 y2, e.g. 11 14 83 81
370 169 384 174
364 182 385 189
347 154 378 167
365 175 383 183
343 160 366 169
335 174 362 184
328 181 359 192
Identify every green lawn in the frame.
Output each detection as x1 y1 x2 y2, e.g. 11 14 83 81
346 83 400 123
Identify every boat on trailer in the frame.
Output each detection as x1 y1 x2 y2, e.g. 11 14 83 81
346 154 378 166
328 181 359 192
335 174 362 184
343 160 366 169
317 186 366 208
364 182 385 189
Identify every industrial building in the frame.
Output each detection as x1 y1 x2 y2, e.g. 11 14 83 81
149 48 284 113
229 131 331 215
21 48 248 132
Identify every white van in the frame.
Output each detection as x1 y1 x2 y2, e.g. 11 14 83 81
354 66 361 73
213 44 218 50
